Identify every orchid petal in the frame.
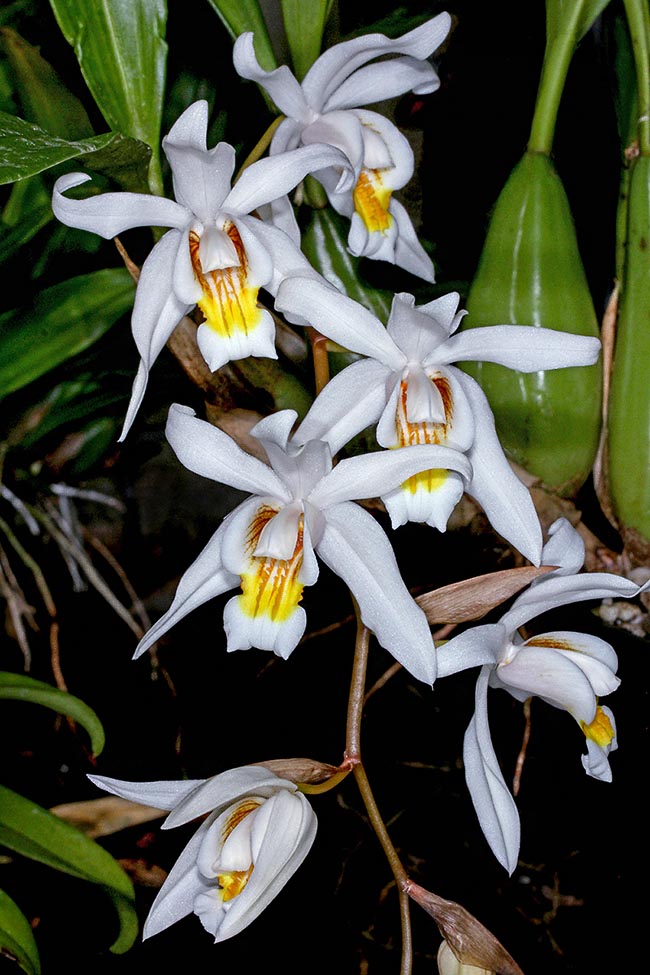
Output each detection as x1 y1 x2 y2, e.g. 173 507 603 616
130 229 190 364
249 409 297 452
457 372 543 566
216 791 317 942
582 706 617 781
375 378 402 448
382 468 464 532
388 292 448 360
316 501 436 684
165 404 289 500
540 517 585 575
165 141 235 223
226 144 352 215
495 645 599 723
355 110 414 187
326 56 440 111
440 325 601 370
87 774 203 811
310 443 471 509
223 596 307 658
52 172 188 237
233 33 310 119
164 767 296 828
418 292 463 334
164 99 209 150
144 818 211 939
387 197 436 282
132 520 237 660
502 571 643 632
275 275 403 365
436 624 506 678
301 110 365 172
293 358 391 455
463 667 521 874
525 629 619 681
301 12 452 110
196 307 277 372
239 219 317 300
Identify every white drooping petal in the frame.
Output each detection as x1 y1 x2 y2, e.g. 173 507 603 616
309 443 471 509
301 12 452 110
316 501 436 685
457 371 543 566
225 144 353 215
463 667 521 874
293 358 392 456
436 624 507 679
325 56 440 111
165 404 290 500
382 468 464 532
502 571 644 633
164 766 296 828
494 643 600 724
540 517 586 575
233 33 311 120
52 172 189 238
386 197 436 283
132 520 238 660
144 815 211 939
440 325 601 370
275 276 403 366
214 790 317 943
87 774 203 811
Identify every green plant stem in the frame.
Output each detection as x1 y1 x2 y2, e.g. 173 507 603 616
345 606 412 975
528 0 590 154
624 0 650 154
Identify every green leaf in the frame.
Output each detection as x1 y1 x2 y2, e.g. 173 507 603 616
546 0 613 43
205 0 277 69
48 0 168 193
0 26 94 139
0 786 137 954
0 268 135 399
0 889 40 975
0 672 105 756
281 0 330 80
20 372 127 447
0 111 115 184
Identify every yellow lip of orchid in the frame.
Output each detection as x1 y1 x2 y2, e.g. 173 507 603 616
353 169 393 234
189 225 262 341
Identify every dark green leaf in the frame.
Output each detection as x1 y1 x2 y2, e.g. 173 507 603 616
0 268 135 398
48 0 168 193
0 889 40 975
0 26 94 139
0 786 137 954
281 0 330 80
0 111 115 184
0 671 105 756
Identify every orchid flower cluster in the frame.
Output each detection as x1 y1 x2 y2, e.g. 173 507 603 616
49 9 645 968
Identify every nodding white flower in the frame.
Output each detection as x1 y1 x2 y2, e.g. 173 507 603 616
51 100 351 440
275 280 601 566
436 518 647 873
233 13 452 282
133 402 472 685
88 766 317 942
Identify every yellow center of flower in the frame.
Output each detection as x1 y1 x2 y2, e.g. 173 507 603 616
581 705 615 747
395 378 451 493
189 224 262 338
353 169 393 233
238 505 305 622
216 866 254 902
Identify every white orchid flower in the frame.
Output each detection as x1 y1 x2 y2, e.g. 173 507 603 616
51 99 351 440
88 765 316 942
133 402 472 685
275 279 601 566
435 518 647 873
233 13 452 281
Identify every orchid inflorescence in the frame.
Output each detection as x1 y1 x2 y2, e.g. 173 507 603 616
49 8 646 970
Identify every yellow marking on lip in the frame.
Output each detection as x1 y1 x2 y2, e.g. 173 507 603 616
238 505 305 622
217 865 254 902
353 169 393 233
222 799 261 843
189 224 262 338
395 377 452 494
581 705 615 747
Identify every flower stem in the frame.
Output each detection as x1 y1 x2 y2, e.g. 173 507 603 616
624 0 650 154
307 326 331 395
345 604 413 975
236 115 286 178
527 0 590 154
